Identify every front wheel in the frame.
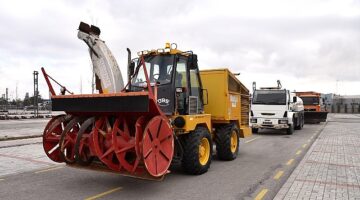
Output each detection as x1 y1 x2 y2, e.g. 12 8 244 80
287 124 294 135
252 128 258 133
182 127 212 175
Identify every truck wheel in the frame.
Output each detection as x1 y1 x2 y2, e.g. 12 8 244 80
182 126 212 175
301 116 305 128
287 124 294 135
295 116 302 130
252 128 258 133
297 115 304 130
215 124 240 161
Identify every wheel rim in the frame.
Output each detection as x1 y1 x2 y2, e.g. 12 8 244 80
199 137 210 166
230 130 238 153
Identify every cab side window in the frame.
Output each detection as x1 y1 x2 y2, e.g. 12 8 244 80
189 68 203 113
176 59 188 114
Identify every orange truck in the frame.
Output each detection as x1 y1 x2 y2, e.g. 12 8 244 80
295 91 328 123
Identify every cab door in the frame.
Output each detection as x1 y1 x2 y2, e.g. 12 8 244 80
175 57 188 115
188 55 204 114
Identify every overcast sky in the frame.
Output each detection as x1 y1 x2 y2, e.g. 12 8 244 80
0 0 359 99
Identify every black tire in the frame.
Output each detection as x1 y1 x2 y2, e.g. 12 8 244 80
287 118 295 135
181 126 212 175
295 116 301 130
301 115 305 129
300 114 304 129
215 124 240 161
295 114 305 130
252 128 258 133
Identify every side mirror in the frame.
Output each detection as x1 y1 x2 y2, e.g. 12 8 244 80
293 96 297 103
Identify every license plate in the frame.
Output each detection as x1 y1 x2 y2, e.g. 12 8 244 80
263 121 272 125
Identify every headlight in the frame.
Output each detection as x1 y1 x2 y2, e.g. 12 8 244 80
278 119 288 124
251 118 257 123
174 116 186 128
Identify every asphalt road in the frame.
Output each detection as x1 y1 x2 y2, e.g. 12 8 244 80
0 121 325 200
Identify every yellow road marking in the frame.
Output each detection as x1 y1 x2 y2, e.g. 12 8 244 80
254 188 268 200
286 159 294 165
273 171 284 180
35 166 63 174
84 187 122 200
245 137 260 143
302 144 307 148
296 150 302 155
0 178 4 181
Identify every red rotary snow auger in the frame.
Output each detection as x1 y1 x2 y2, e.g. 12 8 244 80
41 55 174 179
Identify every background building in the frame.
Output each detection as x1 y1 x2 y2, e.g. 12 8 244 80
324 94 360 113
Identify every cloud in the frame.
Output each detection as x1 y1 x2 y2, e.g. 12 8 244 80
0 0 359 99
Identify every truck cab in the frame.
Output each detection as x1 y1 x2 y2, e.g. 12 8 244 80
250 81 304 135
295 91 328 123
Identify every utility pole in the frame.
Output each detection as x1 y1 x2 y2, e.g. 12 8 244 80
5 88 8 111
16 83 18 100
16 82 18 112
33 71 39 117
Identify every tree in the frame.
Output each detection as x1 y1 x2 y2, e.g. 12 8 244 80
23 92 31 106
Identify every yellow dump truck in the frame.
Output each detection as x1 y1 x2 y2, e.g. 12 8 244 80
42 34 251 179
200 69 252 138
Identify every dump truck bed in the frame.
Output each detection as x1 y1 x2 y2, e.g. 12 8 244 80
200 68 251 137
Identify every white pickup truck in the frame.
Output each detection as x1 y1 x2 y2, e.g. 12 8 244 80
250 81 304 135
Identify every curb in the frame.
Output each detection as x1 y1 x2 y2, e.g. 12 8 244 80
0 135 42 141
0 115 54 120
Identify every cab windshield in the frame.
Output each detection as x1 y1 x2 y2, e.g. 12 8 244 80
301 97 319 105
252 90 286 105
132 55 174 87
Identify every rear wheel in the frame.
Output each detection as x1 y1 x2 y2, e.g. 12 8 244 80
215 124 239 161
182 126 212 175
296 114 304 130
301 114 305 128
300 117 303 129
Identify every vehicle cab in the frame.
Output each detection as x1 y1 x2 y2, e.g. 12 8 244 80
250 81 304 134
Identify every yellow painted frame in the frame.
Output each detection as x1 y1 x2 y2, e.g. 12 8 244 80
172 114 211 134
